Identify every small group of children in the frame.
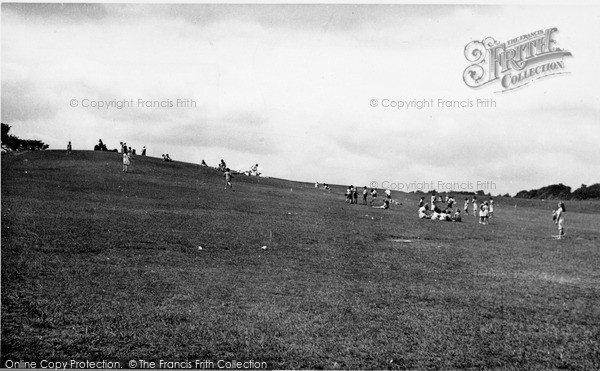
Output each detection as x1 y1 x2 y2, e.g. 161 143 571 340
422 192 501 223
345 185 359 204
343 187 393 208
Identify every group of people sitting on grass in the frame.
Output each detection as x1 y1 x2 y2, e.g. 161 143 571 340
418 203 462 222
315 182 331 190
418 192 494 224
162 154 172 162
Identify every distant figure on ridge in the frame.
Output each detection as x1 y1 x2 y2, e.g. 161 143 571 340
218 159 227 172
141 146 146 156
66 141 72 155
95 139 107 151
250 164 259 176
200 160 208 167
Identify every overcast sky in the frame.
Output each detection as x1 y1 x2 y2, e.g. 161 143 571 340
2 3 599 195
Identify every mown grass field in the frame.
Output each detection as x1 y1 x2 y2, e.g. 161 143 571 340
2 150 599 369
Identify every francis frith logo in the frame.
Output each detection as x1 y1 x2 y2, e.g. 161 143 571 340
463 27 572 92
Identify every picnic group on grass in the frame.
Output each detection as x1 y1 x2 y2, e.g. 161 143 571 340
417 192 495 224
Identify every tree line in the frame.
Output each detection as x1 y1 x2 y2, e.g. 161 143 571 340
1 123 49 151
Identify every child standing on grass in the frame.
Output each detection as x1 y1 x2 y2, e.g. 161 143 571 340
224 168 233 190
370 188 378 206
362 186 368 205
472 196 478 217
67 141 72 155
122 151 130 172
483 201 490 224
479 201 489 225
464 197 469 215
489 197 494 217
553 202 566 239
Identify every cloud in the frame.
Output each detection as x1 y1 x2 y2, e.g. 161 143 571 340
2 3 107 20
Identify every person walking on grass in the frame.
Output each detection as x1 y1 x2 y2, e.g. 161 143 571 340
224 168 233 190
464 197 469 215
472 196 478 217
553 202 566 239
122 151 131 172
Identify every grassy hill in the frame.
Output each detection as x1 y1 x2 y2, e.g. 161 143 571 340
2 150 599 369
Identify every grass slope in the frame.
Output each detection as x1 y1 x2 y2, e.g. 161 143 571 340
2 150 599 369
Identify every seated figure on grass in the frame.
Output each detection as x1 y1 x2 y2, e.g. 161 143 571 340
430 206 442 220
419 204 431 219
373 199 390 209
452 209 462 222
